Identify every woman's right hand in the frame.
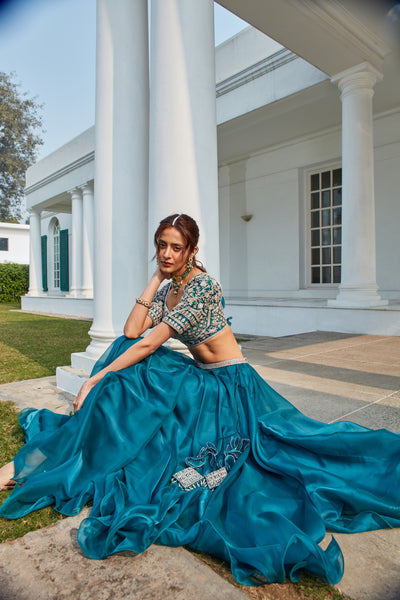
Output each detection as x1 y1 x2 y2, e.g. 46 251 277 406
153 266 167 283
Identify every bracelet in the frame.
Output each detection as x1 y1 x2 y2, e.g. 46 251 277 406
136 297 152 309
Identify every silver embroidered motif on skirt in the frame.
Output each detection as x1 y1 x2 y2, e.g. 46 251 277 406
171 436 250 492
205 467 228 490
171 467 205 491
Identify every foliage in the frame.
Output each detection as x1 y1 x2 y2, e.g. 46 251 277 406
0 72 43 222
0 302 91 384
0 262 29 302
0 401 65 543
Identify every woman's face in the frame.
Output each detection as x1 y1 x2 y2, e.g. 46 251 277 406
157 227 194 277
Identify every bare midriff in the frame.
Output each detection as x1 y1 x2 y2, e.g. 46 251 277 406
189 326 243 364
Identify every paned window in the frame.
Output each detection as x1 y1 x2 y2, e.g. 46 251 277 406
53 221 60 288
0 238 9 251
310 167 342 284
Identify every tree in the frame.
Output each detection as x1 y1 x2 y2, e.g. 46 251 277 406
0 72 43 223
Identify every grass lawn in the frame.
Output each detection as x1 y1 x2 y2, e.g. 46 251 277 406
0 302 90 541
0 303 348 599
0 401 65 543
0 302 91 384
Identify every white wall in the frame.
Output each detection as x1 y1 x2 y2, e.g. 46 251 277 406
215 27 328 126
216 27 283 83
25 127 95 211
216 56 328 126
219 110 400 298
0 223 29 264
219 127 341 296
374 110 400 293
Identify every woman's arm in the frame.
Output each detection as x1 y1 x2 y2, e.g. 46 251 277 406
73 322 174 412
124 268 166 338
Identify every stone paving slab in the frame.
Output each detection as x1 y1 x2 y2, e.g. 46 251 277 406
0 511 246 600
0 377 74 414
253 363 395 405
324 529 400 600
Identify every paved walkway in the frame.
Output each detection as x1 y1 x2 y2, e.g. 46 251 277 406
1 332 400 600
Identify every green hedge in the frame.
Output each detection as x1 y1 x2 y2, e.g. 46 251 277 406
0 263 29 302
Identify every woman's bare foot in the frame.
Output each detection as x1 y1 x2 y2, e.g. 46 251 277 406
0 461 16 491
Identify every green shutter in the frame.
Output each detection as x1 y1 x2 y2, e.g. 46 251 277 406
41 235 48 291
60 229 69 292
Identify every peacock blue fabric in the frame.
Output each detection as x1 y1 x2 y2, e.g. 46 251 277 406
1 335 400 586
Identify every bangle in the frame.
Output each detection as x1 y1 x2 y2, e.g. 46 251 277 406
136 297 152 309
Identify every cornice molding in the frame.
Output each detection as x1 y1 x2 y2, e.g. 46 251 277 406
25 151 95 195
216 48 298 98
292 0 390 69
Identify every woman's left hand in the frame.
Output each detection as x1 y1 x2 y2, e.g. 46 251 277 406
73 379 95 413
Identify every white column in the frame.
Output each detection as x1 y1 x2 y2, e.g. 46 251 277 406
27 209 42 296
149 0 220 278
329 63 387 308
81 182 94 298
69 187 83 297
85 0 149 358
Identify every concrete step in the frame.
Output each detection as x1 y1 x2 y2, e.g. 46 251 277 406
56 365 89 397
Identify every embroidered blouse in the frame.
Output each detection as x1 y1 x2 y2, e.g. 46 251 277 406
148 273 228 348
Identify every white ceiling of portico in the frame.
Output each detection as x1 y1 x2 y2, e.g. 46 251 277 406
215 0 393 76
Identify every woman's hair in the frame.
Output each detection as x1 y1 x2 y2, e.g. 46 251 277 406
154 214 206 272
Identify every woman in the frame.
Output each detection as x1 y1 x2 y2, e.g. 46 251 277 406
1 213 400 587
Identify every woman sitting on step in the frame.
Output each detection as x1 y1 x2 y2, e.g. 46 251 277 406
1 213 400 587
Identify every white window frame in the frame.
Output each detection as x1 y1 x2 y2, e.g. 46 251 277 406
53 221 60 289
304 162 342 288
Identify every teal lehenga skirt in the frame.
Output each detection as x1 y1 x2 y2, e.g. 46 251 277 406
1 335 400 586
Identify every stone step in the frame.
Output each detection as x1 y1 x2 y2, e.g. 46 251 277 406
56 365 89 397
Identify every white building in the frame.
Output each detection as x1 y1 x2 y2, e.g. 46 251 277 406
0 223 30 265
21 0 400 390
23 128 94 318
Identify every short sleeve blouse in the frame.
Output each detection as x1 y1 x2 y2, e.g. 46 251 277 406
147 273 228 348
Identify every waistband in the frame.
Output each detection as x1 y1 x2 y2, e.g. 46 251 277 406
195 357 248 370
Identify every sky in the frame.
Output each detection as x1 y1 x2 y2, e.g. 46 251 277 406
0 0 248 161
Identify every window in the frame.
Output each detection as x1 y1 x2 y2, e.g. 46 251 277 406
0 238 9 251
309 167 342 284
53 221 60 288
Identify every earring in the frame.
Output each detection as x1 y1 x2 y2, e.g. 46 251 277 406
188 257 193 268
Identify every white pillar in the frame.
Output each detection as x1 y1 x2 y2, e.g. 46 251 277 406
81 182 94 298
329 63 387 308
149 0 220 278
27 209 42 296
85 0 149 358
69 187 83 297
